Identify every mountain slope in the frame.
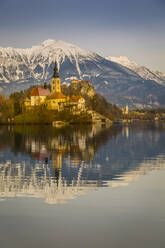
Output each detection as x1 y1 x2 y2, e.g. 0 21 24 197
106 56 165 86
0 40 165 108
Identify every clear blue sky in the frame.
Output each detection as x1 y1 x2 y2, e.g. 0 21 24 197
0 0 165 72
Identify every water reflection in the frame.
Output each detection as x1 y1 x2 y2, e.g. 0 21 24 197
0 123 165 204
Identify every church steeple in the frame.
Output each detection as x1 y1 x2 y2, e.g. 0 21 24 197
51 61 61 93
52 61 59 78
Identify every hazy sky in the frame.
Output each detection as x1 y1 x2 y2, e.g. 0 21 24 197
0 0 165 72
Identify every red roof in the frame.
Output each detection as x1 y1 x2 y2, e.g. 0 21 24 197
79 80 91 83
70 96 83 102
50 92 66 99
72 79 79 83
24 97 30 102
30 87 51 97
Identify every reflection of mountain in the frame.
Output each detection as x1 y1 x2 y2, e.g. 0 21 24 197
0 123 165 204
0 161 97 204
108 154 165 188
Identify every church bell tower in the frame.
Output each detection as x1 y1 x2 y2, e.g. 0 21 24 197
51 61 61 94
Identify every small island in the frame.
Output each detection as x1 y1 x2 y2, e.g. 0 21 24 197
1 61 165 126
0 62 122 125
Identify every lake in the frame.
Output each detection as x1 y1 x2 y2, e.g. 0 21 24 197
0 123 165 248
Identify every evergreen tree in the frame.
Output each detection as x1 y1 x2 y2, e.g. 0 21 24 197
44 82 47 89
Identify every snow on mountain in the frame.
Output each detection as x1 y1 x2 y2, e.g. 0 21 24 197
106 56 165 86
0 39 98 83
106 56 138 70
0 40 165 108
0 39 140 85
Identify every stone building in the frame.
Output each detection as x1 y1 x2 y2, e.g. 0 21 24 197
69 96 86 113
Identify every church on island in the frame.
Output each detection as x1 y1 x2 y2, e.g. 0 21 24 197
24 62 86 114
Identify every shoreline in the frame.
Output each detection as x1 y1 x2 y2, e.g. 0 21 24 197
0 119 164 126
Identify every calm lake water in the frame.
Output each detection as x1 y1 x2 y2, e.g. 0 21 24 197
0 123 165 248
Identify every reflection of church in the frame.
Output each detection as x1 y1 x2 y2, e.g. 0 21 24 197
25 125 102 169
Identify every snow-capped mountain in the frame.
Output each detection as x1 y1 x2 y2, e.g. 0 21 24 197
0 39 165 108
106 56 165 86
0 39 94 82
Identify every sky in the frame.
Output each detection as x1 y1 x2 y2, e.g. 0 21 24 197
0 0 165 72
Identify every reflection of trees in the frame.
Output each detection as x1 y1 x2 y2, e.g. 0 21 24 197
1 123 165 204
91 122 165 181
0 125 122 165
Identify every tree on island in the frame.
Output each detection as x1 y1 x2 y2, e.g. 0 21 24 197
44 82 48 89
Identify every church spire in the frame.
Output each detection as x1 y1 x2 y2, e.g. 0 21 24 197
52 61 59 78
51 61 61 93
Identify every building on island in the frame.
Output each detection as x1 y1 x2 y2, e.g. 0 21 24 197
51 61 61 94
47 92 69 111
24 97 31 108
72 79 92 88
24 62 87 113
71 79 79 87
122 104 129 115
30 87 50 106
69 96 86 113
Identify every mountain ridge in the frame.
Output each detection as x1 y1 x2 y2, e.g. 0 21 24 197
0 39 165 109
106 56 165 86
